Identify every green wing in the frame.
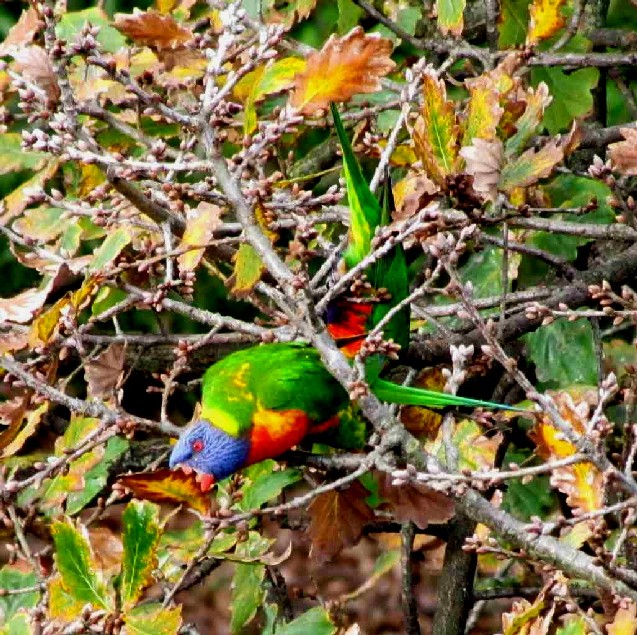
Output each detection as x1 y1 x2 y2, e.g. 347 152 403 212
201 343 349 437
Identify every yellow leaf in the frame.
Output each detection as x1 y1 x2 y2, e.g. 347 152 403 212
463 74 504 145
47 575 86 621
527 0 568 45
289 27 395 115
0 402 49 459
413 69 459 186
2 161 60 223
177 202 223 274
231 243 265 297
608 603 637 635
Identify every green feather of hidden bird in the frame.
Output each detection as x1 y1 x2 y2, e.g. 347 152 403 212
168 105 524 490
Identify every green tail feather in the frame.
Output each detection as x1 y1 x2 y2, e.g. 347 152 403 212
331 103 382 269
371 378 526 411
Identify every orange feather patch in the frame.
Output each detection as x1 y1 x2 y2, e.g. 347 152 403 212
246 409 311 466
326 298 373 358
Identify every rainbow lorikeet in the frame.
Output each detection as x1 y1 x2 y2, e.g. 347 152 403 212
169 106 522 490
169 342 521 489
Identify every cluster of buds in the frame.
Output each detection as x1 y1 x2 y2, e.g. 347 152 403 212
588 155 614 183
21 128 62 153
70 22 101 55
358 332 401 361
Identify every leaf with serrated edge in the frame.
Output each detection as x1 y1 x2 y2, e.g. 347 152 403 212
124 603 182 635
307 481 373 562
436 0 466 37
118 469 211 515
527 0 567 45
121 500 161 610
50 520 111 610
289 27 395 115
413 69 459 186
459 138 503 202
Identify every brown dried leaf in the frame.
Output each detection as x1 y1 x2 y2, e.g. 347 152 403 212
10 46 60 103
609 127 637 176
392 171 439 221
118 469 211 515
114 10 193 50
289 27 395 115
85 343 126 400
307 480 374 562
0 7 42 56
459 138 503 202
379 475 455 529
0 286 51 324
1 401 49 459
90 528 124 577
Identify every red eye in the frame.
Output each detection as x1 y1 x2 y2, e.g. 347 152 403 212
192 439 204 453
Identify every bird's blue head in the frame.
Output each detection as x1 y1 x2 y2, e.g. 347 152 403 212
168 420 251 488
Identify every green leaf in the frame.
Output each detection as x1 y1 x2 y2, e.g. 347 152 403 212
460 246 507 298
502 452 556 521
91 287 128 316
12 207 68 242
556 617 587 635
50 520 111 610
0 566 39 622
436 0 466 37
0 134 48 176
523 317 597 388
231 563 264 633
124 603 182 635
238 461 301 511
0 611 33 635
498 0 529 47
121 500 162 610
275 607 336 635
231 243 265 296
530 67 599 134
337 0 365 33
89 227 131 272
66 436 129 515
56 7 127 53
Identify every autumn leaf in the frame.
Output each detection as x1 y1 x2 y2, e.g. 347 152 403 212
289 27 395 115
436 0 466 37
0 286 52 324
9 46 60 103
499 139 564 193
85 343 126 400
413 69 459 187
505 83 552 157
231 243 265 297
530 390 605 514
463 74 505 145
0 7 42 56
527 0 567 45
177 202 223 274
459 138 504 202
607 603 637 635
392 171 439 221
307 480 374 562
117 468 212 515
608 127 637 176
379 475 455 529
114 10 193 50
